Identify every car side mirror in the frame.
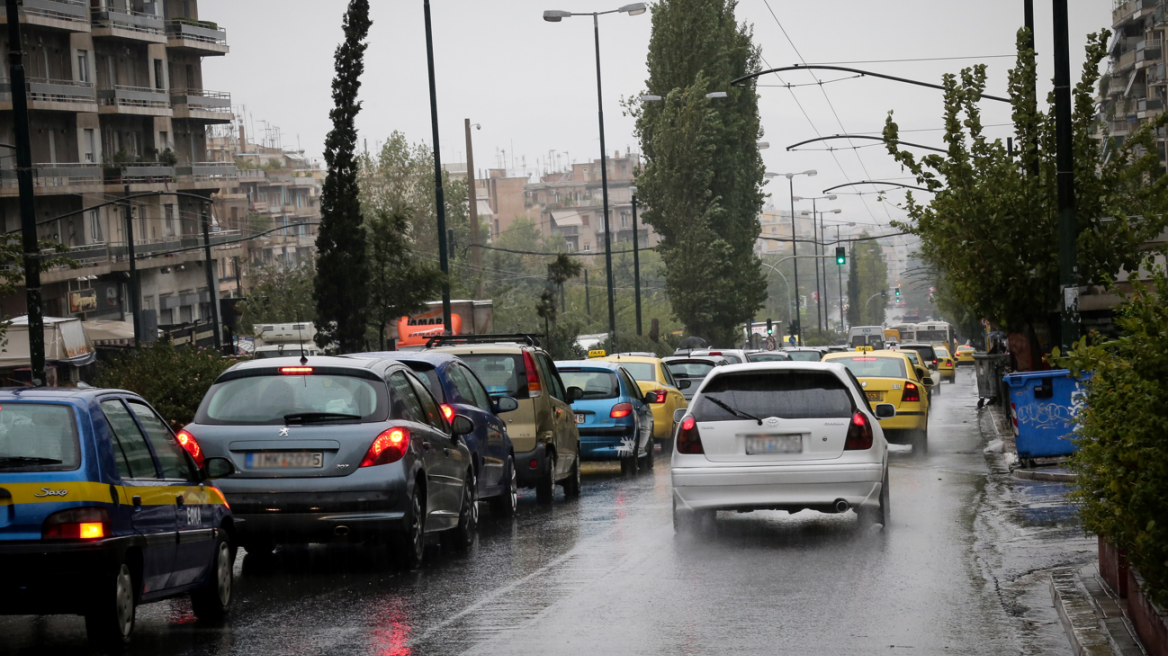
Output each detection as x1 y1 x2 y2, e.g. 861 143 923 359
915 367 929 380
203 457 236 480
874 403 896 419
922 377 935 387
451 415 475 436
493 396 519 414
673 408 686 423
643 392 657 405
676 379 691 390
566 386 584 403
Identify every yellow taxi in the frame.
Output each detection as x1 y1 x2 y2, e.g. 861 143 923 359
898 349 936 400
823 349 932 455
956 344 976 365
594 352 688 447
934 345 956 383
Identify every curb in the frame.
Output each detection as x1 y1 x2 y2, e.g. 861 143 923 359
1051 566 1149 656
1012 468 1077 483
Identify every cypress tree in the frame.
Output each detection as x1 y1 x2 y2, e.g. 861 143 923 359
315 0 372 353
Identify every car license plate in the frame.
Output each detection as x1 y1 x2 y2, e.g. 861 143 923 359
866 392 884 401
744 435 802 455
246 451 324 469
575 414 586 424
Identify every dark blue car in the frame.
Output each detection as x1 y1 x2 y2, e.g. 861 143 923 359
0 387 238 648
555 360 654 476
355 352 519 516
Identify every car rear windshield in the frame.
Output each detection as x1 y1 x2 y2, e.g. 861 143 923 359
667 361 716 379
197 374 388 425
618 362 656 382
405 363 445 402
916 330 948 343
558 369 619 399
831 356 908 379
0 403 81 471
785 351 821 362
458 354 528 399
936 347 951 358
746 353 790 362
904 345 937 361
692 372 854 421
253 348 315 360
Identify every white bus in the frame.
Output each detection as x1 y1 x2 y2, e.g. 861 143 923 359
914 321 953 348
892 323 918 343
848 325 886 349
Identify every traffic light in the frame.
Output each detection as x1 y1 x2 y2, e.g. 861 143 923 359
881 289 887 299
766 318 773 335
835 247 846 265
788 319 800 336
895 286 901 298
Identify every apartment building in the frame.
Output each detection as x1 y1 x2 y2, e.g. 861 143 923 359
1101 0 1168 161
0 0 239 332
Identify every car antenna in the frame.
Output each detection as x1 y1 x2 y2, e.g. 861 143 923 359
295 313 308 366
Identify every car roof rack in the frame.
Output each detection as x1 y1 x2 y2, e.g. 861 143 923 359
426 333 542 348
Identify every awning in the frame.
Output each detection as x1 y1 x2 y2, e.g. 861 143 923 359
476 199 494 216
3 316 96 367
82 320 136 347
552 210 583 227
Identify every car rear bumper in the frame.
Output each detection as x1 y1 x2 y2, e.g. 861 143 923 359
515 443 551 488
579 425 637 460
0 535 141 615
672 462 884 512
876 412 927 433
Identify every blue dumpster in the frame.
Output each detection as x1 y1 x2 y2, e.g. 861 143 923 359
1004 370 1089 459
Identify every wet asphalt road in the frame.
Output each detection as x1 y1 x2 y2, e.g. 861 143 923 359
1 370 1090 655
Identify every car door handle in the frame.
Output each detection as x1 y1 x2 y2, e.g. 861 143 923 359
443 447 452 457
422 441 432 451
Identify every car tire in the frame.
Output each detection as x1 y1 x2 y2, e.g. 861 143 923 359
489 455 518 517
913 429 929 457
392 485 426 569
562 449 582 498
620 455 636 476
443 471 478 552
536 451 555 504
191 531 234 622
85 560 136 649
860 468 890 528
639 433 655 474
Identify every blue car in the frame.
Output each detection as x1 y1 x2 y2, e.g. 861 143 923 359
555 360 654 476
0 387 238 648
354 352 519 516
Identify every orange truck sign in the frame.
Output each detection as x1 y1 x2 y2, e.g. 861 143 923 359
394 300 494 348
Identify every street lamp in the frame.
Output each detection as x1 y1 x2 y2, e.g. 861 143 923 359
795 194 838 333
764 170 816 344
544 2 646 351
640 91 727 102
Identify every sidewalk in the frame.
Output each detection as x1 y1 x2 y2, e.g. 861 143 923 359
980 402 1076 482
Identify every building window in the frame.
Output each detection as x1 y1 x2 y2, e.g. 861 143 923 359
583 243 592 252
82 129 96 163
88 210 102 243
77 51 90 84
153 59 165 91
164 204 176 237
620 212 629 229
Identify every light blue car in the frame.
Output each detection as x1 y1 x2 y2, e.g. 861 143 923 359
554 360 655 476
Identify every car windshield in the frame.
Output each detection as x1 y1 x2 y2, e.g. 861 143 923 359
830 356 908 379
785 351 821 362
692 372 853 421
558 369 619 399
619 362 656 382
458 354 528 399
0 403 81 471
198 374 388 425
746 352 790 362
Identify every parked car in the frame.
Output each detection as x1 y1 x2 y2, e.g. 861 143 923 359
0 387 237 648
781 347 826 362
662 355 724 401
556 360 655 475
184 356 478 569
428 335 583 504
595 353 688 450
670 362 892 532
822 350 933 454
955 344 977 365
745 350 792 363
355 351 520 516
898 343 941 396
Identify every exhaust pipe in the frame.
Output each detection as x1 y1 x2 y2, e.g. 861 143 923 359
334 525 350 537
833 499 850 513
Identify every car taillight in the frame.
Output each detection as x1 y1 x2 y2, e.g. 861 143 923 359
522 351 542 397
932 359 938 367
360 427 410 467
440 404 455 422
902 382 921 403
280 366 313 375
676 416 704 454
845 412 874 450
176 429 205 468
43 507 110 540
610 402 633 418
647 390 667 404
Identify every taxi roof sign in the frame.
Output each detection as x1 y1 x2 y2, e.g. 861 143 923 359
588 349 607 358
856 346 875 352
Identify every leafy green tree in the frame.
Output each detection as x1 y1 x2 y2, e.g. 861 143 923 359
631 0 767 344
546 252 582 322
365 209 445 349
884 29 1168 360
96 340 234 428
843 234 888 326
315 0 371 353
238 263 316 332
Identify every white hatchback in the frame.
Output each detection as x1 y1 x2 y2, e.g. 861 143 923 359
670 362 895 531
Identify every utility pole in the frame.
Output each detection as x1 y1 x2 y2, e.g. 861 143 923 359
201 201 222 352
592 13 617 352
7 0 46 385
1053 0 1078 350
464 118 482 298
631 191 642 336
123 183 141 345
811 199 822 333
423 0 452 333
1024 0 1039 177
789 177 801 345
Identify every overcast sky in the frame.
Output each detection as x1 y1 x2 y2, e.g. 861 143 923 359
202 0 1112 231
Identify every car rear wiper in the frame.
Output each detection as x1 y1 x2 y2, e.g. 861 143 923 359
283 412 362 425
703 395 763 426
0 456 63 467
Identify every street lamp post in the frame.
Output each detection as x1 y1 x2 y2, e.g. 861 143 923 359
794 194 837 333
766 171 816 344
423 0 452 333
630 186 642 336
545 3 646 352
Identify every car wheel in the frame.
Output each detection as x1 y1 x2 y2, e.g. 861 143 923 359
860 468 890 528
85 561 136 649
536 451 555 504
639 432 655 474
620 455 636 476
392 485 426 569
913 429 929 457
489 455 518 517
444 471 478 552
191 531 234 622
562 449 582 498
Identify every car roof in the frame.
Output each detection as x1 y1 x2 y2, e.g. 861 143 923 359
556 360 622 371
663 355 723 363
0 387 135 401
430 343 532 354
704 361 852 378
824 349 912 362
597 354 660 364
899 343 935 348
352 351 460 367
223 354 386 373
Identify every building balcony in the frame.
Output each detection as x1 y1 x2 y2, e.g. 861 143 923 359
97 84 172 116
176 162 238 187
0 0 90 32
103 162 175 185
0 78 98 112
0 163 103 196
90 8 166 43
1114 0 1157 27
170 88 232 122
1139 98 1164 113
165 19 229 56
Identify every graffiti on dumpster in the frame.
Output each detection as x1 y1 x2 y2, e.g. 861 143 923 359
1015 382 1088 430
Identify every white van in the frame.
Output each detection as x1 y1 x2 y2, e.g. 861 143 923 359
848 326 886 350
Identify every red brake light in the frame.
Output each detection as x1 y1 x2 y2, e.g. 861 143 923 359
360 427 410 467
647 390 667 404
931 359 938 366
522 351 543 396
610 402 633 418
176 429 205 468
902 382 921 403
676 415 704 454
852 357 878 361
440 404 455 422
280 366 314 375
708 351 722 356
845 412 873 450
43 507 110 540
